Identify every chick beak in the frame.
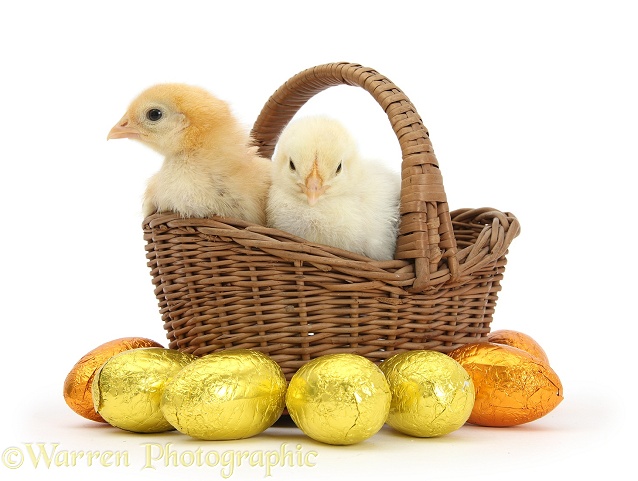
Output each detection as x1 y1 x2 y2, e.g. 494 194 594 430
107 117 141 140
304 169 327 206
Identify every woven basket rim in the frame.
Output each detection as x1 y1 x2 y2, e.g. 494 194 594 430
143 206 519 293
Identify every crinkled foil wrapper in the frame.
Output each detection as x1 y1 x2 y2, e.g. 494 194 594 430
160 349 287 440
487 329 550 365
92 347 195 433
449 343 563 427
63 337 163 422
285 354 391 445
380 350 475 437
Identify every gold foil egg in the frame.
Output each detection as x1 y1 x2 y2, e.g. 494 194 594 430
380 350 475 437
487 329 550 365
449 343 563 427
63 337 164 422
285 353 391 445
92 347 195 433
160 349 287 440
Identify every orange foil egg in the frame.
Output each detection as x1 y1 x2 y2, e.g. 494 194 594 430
449 343 563 427
487 330 550 365
63 337 164 422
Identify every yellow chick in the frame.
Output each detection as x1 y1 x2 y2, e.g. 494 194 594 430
267 116 400 260
107 83 271 224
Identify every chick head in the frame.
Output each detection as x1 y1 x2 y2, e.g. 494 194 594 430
273 116 359 206
107 83 232 156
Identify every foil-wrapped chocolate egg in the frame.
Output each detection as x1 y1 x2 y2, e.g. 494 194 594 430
449 343 563 427
160 349 287 440
487 329 550 365
285 354 391 445
92 347 195 433
380 350 475 437
63 337 164 422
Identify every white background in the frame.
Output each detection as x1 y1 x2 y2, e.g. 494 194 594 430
1 1 635 479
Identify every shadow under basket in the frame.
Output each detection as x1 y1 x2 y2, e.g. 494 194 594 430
142 62 521 381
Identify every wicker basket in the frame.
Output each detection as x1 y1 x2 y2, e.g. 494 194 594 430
143 62 521 381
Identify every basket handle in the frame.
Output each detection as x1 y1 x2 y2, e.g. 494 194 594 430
250 62 459 292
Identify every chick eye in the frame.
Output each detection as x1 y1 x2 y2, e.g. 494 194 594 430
289 159 296 171
336 162 342 174
146 108 163 121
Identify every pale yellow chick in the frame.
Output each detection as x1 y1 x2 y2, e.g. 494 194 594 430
107 83 271 224
267 116 400 260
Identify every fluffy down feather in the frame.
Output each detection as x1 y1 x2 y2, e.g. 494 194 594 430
267 116 400 260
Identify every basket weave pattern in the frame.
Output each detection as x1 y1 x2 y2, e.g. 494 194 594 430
143 63 520 380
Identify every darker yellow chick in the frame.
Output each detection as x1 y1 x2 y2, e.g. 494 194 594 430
108 83 271 224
